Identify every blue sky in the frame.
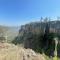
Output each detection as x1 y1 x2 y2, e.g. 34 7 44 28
0 0 60 26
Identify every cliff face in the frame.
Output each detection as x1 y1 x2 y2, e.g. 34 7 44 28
17 21 60 46
19 21 60 35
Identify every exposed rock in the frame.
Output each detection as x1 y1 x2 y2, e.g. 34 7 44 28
0 43 45 60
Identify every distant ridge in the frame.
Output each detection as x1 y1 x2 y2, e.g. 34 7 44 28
0 25 20 42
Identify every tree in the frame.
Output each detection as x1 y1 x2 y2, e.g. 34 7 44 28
42 18 50 50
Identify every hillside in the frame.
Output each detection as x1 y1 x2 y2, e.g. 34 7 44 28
0 20 60 43
12 20 60 58
14 20 60 45
0 25 19 42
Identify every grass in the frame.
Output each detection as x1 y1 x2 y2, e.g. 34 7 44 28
42 53 60 60
53 56 60 60
53 56 58 60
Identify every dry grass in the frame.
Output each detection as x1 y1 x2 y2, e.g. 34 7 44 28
0 43 45 60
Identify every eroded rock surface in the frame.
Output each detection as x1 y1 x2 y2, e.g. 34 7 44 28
0 43 45 60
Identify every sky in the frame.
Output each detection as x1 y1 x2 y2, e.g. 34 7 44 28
0 0 60 26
